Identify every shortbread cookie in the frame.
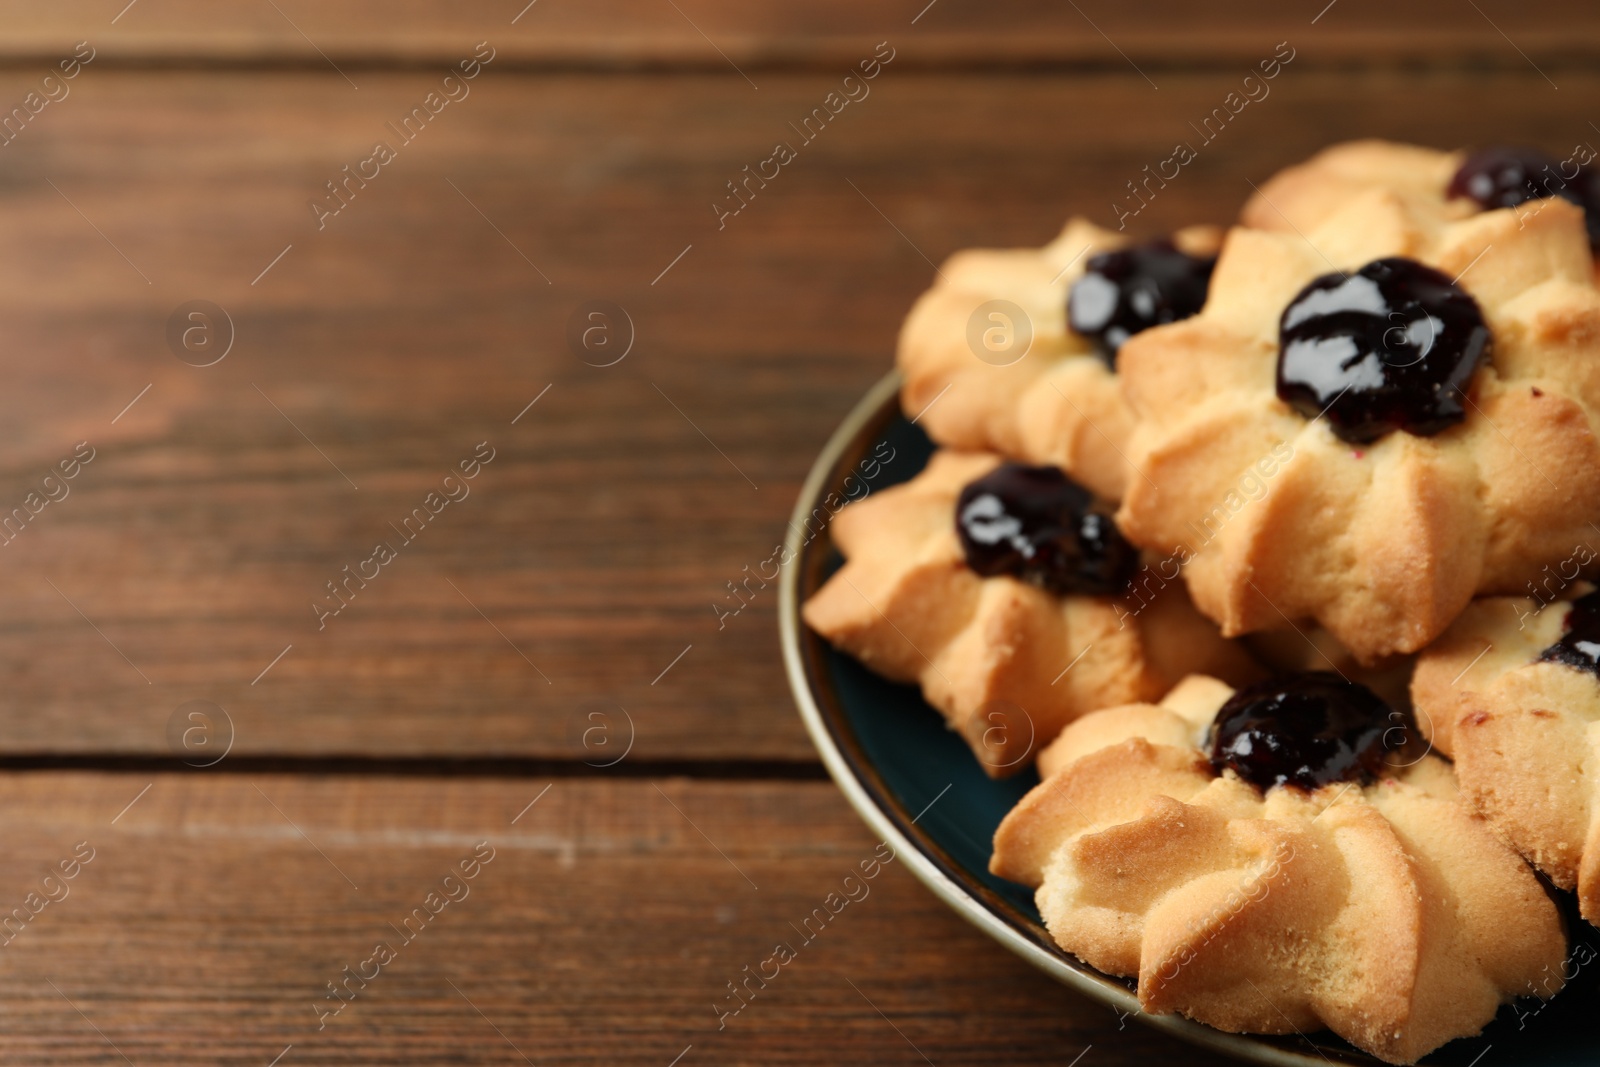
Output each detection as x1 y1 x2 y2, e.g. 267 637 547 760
993 673 1567 1065
801 450 1257 775
1412 589 1600 923
1244 139 1600 253
896 219 1220 500
1116 168 1600 662
1243 140 1471 235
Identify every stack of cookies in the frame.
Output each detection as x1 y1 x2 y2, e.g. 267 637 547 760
802 141 1600 1064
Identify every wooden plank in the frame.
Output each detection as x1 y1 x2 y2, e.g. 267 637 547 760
0 772 1236 1065
0 0 1593 69
0 65 1594 758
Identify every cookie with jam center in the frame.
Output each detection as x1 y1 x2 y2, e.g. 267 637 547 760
991 673 1566 1065
1116 147 1600 663
1244 139 1600 261
801 449 1257 776
895 218 1222 501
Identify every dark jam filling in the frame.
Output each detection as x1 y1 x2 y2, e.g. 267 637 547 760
955 463 1137 597
1207 672 1415 792
1067 238 1216 368
1448 146 1600 251
1540 592 1600 675
1276 257 1491 445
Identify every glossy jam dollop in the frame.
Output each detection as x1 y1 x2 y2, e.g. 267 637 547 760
1207 672 1415 791
1276 257 1490 444
1448 146 1600 250
956 463 1137 596
1540 592 1600 675
1067 239 1216 367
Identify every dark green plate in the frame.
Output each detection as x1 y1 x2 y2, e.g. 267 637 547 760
778 371 1597 1067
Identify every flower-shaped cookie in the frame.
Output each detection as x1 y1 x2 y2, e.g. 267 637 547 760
1413 588 1600 924
897 219 1220 500
1116 175 1600 662
1244 139 1600 259
801 450 1256 775
992 674 1567 1065
1243 140 1471 235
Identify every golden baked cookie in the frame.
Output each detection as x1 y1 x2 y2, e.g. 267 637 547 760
992 673 1568 1065
1242 140 1471 235
1412 588 1600 923
801 449 1257 775
1116 171 1600 663
896 219 1220 500
1244 140 1600 262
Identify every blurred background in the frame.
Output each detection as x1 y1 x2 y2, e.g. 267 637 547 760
0 1 1589 1062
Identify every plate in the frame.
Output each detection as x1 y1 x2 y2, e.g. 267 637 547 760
778 370 1597 1067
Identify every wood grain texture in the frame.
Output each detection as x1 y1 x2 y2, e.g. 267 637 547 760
0 65 1593 758
0 0 1593 68
0 772 1237 1065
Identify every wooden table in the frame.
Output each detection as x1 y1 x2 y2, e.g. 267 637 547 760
0 2 1593 1062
